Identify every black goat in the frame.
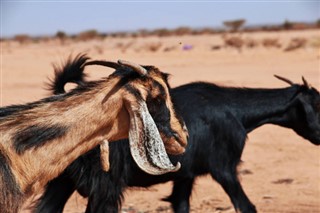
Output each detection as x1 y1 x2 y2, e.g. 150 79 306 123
33 67 320 213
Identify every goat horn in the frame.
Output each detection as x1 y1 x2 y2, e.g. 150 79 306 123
302 76 310 88
84 60 121 70
118 60 147 76
274 75 294 86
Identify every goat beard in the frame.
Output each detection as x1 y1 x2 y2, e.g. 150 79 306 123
128 101 181 175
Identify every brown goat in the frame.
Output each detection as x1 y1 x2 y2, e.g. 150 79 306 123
0 55 188 213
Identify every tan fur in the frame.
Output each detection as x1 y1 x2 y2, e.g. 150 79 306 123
0 77 133 195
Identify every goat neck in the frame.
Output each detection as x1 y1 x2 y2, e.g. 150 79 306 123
231 86 302 132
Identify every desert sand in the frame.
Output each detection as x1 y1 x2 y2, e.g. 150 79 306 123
1 29 319 213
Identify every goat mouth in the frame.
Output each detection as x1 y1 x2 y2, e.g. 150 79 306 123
164 137 186 155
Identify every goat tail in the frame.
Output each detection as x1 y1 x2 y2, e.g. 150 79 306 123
47 54 90 95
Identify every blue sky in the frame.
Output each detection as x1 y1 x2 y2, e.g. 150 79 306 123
1 1 319 38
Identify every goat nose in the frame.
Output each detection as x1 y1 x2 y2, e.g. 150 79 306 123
173 132 180 140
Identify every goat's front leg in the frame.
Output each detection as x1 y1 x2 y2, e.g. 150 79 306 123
210 163 256 213
85 171 126 213
32 172 75 213
163 178 195 213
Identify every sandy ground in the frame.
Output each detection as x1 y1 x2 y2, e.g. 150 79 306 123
1 29 319 213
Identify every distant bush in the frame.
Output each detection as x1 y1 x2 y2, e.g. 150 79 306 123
211 45 222 50
284 38 307 51
145 42 162 52
163 46 177 52
172 27 192 36
77 30 99 41
244 38 259 48
109 32 129 38
260 25 283 32
152 28 172 37
262 38 281 48
193 28 216 35
14 34 31 44
223 36 243 51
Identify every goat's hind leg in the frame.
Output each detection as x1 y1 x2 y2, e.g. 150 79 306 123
210 161 256 213
163 178 195 213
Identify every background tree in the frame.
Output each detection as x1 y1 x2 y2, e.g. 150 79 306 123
223 19 246 32
56 31 67 45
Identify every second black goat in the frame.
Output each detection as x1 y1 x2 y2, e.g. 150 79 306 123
33 62 320 213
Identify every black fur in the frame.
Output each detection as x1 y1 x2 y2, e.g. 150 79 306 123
48 54 89 94
33 64 320 213
13 125 68 154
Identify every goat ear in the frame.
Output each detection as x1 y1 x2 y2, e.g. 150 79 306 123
299 96 318 129
126 100 180 175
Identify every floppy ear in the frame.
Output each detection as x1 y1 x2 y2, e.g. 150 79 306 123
125 99 181 175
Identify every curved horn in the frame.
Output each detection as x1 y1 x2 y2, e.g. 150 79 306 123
84 60 121 70
274 75 294 86
302 76 310 88
118 60 147 76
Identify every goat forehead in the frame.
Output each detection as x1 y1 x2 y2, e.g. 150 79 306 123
148 79 167 98
128 75 168 97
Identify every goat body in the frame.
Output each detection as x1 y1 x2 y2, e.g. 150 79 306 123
34 78 320 212
0 56 189 213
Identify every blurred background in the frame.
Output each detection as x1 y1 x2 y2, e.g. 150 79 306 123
1 1 319 213
2 1 319 37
